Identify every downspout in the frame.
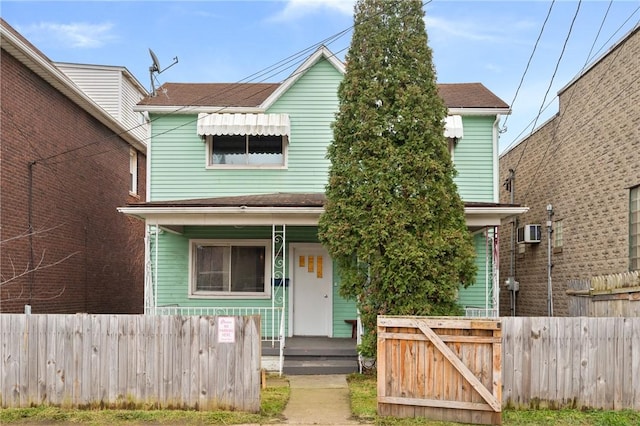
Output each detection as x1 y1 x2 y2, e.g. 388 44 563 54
492 115 501 204
506 168 517 316
27 161 36 308
485 228 489 314
493 226 500 316
143 221 151 314
546 204 554 316
154 220 159 314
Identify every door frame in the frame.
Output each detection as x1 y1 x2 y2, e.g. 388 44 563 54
288 243 333 337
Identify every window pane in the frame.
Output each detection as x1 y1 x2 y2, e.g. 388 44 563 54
247 135 283 165
212 135 246 164
554 220 563 248
230 246 265 292
196 246 228 291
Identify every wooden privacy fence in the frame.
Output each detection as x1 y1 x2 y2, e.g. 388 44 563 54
0 314 261 411
567 271 640 316
502 316 640 410
377 316 502 425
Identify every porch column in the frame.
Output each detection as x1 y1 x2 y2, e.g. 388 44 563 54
492 226 500 317
272 225 286 334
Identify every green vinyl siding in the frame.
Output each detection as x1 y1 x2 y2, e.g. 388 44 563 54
332 264 357 338
457 232 493 309
149 58 341 201
150 225 356 337
453 116 496 202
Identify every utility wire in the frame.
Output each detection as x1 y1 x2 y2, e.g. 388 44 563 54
33 29 353 165
511 0 582 177
38 0 433 166
500 3 639 156
500 0 556 134
521 3 636 203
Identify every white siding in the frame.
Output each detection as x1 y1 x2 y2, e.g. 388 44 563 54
56 63 148 144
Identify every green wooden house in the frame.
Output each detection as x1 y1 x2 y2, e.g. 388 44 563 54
120 46 526 360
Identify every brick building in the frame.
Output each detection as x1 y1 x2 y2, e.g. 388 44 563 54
498 25 639 316
0 19 147 313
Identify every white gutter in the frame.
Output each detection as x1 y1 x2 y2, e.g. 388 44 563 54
118 206 324 215
133 105 265 114
448 108 511 116
118 206 325 226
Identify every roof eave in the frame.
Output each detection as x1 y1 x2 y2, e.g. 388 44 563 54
1 24 147 154
448 107 511 116
118 206 324 226
133 105 266 114
464 206 529 227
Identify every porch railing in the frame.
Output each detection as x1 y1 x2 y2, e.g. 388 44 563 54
151 306 285 344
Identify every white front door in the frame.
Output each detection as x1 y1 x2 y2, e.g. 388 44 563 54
292 245 332 336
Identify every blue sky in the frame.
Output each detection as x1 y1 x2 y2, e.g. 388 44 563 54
2 0 639 152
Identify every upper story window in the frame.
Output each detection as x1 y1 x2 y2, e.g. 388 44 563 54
129 148 138 195
631 185 639 271
207 134 286 167
197 113 290 169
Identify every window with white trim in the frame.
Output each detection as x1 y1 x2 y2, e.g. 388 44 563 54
631 186 639 270
129 148 138 195
206 134 286 167
190 240 270 296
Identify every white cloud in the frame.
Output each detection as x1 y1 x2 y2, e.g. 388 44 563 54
20 22 116 48
269 0 354 22
426 15 503 43
425 14 535 46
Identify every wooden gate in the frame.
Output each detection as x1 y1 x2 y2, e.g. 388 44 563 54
377 316 502 425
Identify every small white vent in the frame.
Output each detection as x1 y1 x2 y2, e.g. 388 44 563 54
517 224 542 244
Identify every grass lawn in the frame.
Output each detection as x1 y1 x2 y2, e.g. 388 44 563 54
4 373 639 425
0 375 290 425
347 373 640 426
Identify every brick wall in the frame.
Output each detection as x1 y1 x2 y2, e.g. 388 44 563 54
499 27 640 316
1 49 146 313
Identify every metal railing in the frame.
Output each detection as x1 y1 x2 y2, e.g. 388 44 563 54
153 305 285 346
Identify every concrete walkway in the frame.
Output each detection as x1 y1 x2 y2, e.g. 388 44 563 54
278 374 363 425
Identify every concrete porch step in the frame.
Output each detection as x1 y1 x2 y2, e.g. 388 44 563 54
283 358 359 375
263 336 359 375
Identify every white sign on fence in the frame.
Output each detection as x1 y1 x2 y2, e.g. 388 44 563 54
218 316 235 343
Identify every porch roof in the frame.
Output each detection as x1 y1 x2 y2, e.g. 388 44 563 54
118 193 528 228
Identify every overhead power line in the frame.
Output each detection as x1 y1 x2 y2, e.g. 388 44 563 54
36 0 434 166
512 0 583 176
500 0 556 135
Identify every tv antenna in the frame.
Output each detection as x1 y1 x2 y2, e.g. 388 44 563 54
149 48 178 96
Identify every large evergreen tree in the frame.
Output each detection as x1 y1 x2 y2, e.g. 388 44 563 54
318 0 477 356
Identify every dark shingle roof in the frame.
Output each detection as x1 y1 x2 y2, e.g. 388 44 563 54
138 83 280 107
437 83 509 109
138 81 508 109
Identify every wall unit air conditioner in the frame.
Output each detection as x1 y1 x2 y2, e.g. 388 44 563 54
517 224 541 244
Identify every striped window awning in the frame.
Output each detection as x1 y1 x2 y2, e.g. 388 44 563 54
197 113 290 136
444 115 463 139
